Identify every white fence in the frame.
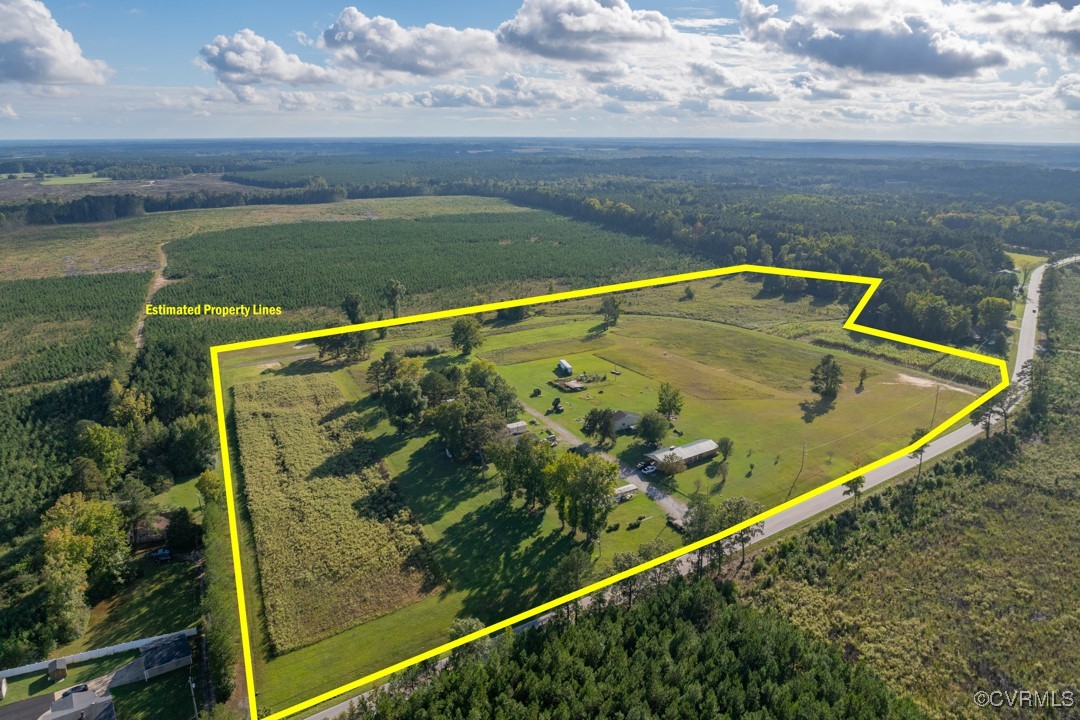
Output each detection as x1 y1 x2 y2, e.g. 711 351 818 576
0 628 197 680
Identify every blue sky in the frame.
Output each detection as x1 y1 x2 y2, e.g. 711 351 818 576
1 0 1078 140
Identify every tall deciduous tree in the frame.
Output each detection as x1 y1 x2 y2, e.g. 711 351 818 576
450 317 484 355
582 407 616 446
657 383 684 418
599 296 622 325
637 410 668 447
382 279 407 318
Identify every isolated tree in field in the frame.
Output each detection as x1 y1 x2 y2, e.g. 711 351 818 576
655 452 687 477
636 410 668 447
341 293 363 324
657 382 684 418
858 367 869 391
382 279 407 318
718 496 765 567
976 296 1010 339
909 427 929 480
716 437 734 462
682 285 695 301
842 475 866 519
599 296 622 325
582 408 616 446
450 317 484 355
810 354 843 399
379 378 428 434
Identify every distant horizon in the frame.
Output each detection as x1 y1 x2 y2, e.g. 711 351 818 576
2 0 1078 142
3 137 1080 148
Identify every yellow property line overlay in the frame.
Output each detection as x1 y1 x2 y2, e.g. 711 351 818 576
210 264 1008 720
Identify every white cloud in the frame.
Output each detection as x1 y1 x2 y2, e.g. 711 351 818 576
321 8 501 79
0 103 18 119
738 0 1012 78
496 0 677 61
199 29 334 101
0 0 111 84
1054 73 1080 109
672 17 738 30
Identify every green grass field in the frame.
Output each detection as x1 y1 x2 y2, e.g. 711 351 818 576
111 668 202 720
0 652 136 705
0 196 532 281
51 558 201 658
38 173 112 186
218 271 991 712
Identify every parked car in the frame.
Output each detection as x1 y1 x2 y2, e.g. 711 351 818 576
61 684 89 698
150 548 172 563
636 461 648 469
642 465 657 475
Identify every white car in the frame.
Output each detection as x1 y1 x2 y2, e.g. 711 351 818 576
642 465 657 475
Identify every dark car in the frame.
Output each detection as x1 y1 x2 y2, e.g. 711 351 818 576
150 548 172 563
61 684 89 698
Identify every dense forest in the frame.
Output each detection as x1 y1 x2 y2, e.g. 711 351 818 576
347 577 924 719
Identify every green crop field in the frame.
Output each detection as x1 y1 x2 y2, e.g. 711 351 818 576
233 375 437 655
0 195 532 281
0 272 151 388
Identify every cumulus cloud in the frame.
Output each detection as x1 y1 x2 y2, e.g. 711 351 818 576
0 103 18 119
394 73 588 110
496 0 677 61
1054 73 1080 109
690 61 736 87
199 29 334 101
0 0 110 84
738 0 1010 78
321 8 500 78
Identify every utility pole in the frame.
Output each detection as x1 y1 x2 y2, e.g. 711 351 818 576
930 385 941 428
188 675 199 720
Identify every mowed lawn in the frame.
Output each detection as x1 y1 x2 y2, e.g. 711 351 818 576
484 311 983 506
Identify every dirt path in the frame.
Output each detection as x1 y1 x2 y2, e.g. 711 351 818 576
133 242 180 349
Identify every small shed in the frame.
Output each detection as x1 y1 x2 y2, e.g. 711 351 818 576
613 484 638 502
611 410 640 433
505 421 528 436
47 658 67 683
556 359 572 376
141 634 192 681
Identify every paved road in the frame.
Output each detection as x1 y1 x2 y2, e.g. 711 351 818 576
520 404 690 521
307 258 1075 720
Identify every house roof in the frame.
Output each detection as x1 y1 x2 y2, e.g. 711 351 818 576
646 439 719 463
614 484 638 495
141 634 191 670
557 359 571 368
611 410 640 422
